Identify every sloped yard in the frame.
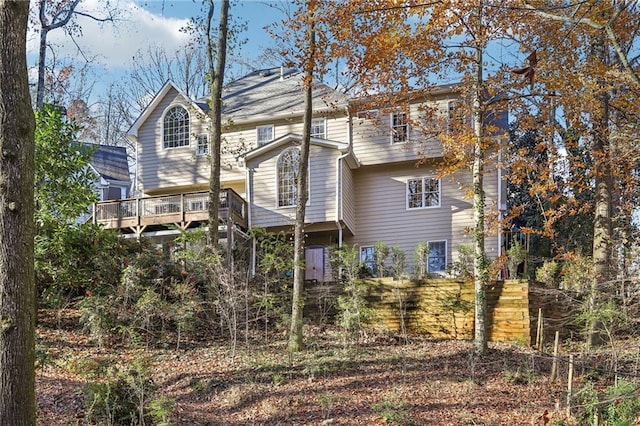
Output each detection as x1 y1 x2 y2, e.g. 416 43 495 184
36 309 571 426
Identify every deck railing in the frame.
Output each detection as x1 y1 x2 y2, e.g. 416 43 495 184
93 189 247 230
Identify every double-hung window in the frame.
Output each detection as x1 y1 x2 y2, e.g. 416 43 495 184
391 111 408 143
257 125 274 146
310 118 326 139
427 241 447 274
407 177 440 209
196 134 209 156
163 105 190 149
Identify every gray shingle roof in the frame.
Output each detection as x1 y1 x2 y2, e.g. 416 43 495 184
90 145 131 182
197 67 348 121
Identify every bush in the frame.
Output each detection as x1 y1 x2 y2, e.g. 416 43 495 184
448 244 474 279
331 245 371 340
374 241 389 277
389 245 406 280
535 260 560 287
83 358 171 425
576 380 640 426
36 223 136 308
413 241 428 279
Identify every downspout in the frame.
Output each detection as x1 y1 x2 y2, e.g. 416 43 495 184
334 107 353 248
497 134 506 277
247 167 256 276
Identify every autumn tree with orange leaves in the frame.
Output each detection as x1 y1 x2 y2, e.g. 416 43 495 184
328 0 517 355
508 0 640 348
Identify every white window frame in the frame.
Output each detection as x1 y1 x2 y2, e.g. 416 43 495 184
406 177 441 210
276 147 309 208
196 134 209 156
310 118 326 139
257 125 274 146
427 240 447 274
162 105 190 149
390 111 408 144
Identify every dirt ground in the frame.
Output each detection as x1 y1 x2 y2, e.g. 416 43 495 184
36 310 576 425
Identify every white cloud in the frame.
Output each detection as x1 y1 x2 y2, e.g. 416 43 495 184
28 0 191 71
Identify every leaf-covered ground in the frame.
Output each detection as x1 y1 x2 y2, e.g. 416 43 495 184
36 310 573 425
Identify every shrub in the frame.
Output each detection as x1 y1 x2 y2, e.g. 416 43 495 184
560 253 594 292
331 245 371 340
535 260 560 287
389 245 406 280
506 237 527 279
413 241 428 279
576 380 640 426
448 244 474 279
373 241 389 277
83 358 168 425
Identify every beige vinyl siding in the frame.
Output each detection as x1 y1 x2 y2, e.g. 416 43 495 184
138 87 348 196
352 102 445 166
341 160 356 234
224 112 349 148
250 143 340 229
138 89 206 193
344 162 500 274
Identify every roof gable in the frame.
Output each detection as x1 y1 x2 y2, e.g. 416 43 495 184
243 133 349 162
127 80 206 138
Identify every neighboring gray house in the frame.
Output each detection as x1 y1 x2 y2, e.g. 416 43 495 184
95 67 507 280
89 144 131 201
80 144 131 224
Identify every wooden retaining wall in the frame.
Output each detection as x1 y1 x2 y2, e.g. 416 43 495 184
362 278 531 344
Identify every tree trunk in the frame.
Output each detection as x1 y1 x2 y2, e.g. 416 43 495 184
207 0 229 249
472 0 488 357
587 28 612 349
288 4 316 353
0 1 37 424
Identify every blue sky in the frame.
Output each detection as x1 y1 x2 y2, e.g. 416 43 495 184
27 0 288 93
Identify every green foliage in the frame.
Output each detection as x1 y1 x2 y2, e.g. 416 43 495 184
448 244 474 279
506 237 527 279
389 245 406 280
148 396 175 426
35 103 97 226
250 227 294 279
413 241 428 279
373 241 389 277
250 227 294 326
83 358 169 425
535 260 560 288
79 241 203 348
79 295 115 349
371 396 409 425
331 245 371 340
560 253 594 292
576 380 640 426
36 223 134 308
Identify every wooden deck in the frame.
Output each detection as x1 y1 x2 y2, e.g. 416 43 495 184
93 189 248 234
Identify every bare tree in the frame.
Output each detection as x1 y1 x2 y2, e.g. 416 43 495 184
205 0 229 248
34 0 117 109
0 1 37 423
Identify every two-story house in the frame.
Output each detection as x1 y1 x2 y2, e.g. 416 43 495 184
94 67 506 279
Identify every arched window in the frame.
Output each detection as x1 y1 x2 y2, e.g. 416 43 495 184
277 148 301 207
163 106 190 148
